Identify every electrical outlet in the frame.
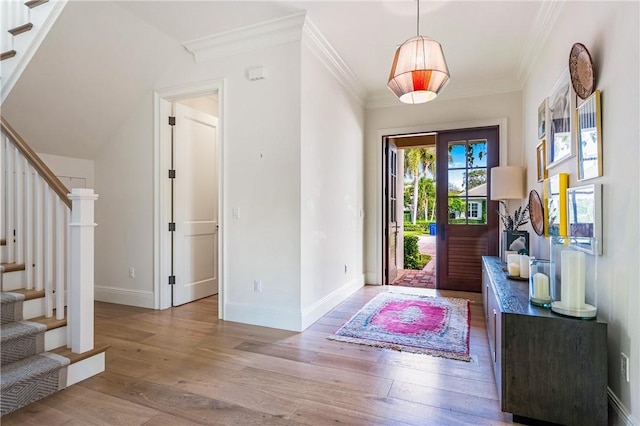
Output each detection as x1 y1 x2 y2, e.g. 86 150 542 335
621 352 630 383
128 267 135 278
253 280 262 293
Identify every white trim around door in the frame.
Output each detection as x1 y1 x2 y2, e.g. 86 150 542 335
153 79 226 318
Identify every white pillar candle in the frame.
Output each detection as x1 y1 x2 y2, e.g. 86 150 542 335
507 253 520 266
519 255 530 279
504 250 517 263
561 250 586 310
508 262 520 277
533 272 550 300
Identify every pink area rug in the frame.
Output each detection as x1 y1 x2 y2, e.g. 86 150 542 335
328 292 471 361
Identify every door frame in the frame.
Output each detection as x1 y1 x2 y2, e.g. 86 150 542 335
153 79 225 316
375 118 508 285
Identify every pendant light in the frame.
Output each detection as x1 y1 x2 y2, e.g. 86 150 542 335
387 0 450 104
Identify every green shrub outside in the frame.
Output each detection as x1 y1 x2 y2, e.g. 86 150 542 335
403 235 432 269
404 235 420 269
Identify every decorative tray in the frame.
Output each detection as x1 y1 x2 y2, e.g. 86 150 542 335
501 267 529 281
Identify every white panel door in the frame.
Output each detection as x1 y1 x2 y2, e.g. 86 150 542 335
173 103 218 306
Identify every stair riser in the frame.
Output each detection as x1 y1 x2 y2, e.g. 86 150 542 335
44 326 66 351
23 297 46 320
1 270 26 291
67 352 105 386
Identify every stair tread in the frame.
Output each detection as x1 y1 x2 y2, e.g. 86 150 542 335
8 23 33 36
1 352 70 385
5 288 45 301
51 342 111 365
25 0 49 8
0 320 46 340
29 313 66 331
1 50 17 61
1 263 26 273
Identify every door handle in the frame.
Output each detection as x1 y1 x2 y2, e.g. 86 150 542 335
439 223 445 241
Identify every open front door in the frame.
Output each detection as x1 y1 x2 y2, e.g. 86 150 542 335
436 127 499 292
172 103 219 306
384 138 399 284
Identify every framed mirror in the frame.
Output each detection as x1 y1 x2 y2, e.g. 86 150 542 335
536 141 547 182
576 90 602 181
567 184 602 255
547 69 576 168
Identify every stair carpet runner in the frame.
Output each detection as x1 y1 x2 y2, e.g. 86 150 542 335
0 291 69 416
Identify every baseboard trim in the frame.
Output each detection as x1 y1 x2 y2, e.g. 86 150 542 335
608 387 638 425
224 302 301 332
300 274 364 331
95 286 154 308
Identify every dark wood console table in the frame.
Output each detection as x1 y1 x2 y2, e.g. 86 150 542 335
481 256 607 426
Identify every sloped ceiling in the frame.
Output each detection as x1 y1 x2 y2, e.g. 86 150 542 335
2 0 559 159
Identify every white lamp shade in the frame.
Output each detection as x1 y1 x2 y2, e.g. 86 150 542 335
387 36 450 104
491 166 524 200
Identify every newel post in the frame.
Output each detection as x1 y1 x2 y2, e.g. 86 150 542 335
68 188 98 353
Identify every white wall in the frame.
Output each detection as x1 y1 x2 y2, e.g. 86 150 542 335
299 40 365 328
38 152 94 190
364 91 523 284
94 93 156 307
521 1 639 420
92 9 312 329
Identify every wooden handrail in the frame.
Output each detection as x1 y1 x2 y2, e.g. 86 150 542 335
1 115 71 209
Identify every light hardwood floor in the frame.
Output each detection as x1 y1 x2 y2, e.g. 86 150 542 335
3 285 516 425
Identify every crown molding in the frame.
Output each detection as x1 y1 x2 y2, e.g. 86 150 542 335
302 18 367 106
516 0 566 85
182 12 307 63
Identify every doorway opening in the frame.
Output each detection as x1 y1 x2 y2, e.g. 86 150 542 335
385 134 438 289
383 126 500 292
154 79 225 315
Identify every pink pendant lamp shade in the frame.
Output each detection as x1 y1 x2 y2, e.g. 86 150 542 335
388 36 450 104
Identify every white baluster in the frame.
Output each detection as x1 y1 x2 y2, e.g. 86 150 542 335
69 188 98 353
44 186 53 317
34 174 44 291
25 162 34 289
66 205 71 347
0 136 5 262
15 151 24 265
55 197 65 320
7 144 15 263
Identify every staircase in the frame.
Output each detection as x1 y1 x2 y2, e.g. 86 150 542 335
0 288 69 416
1 0 67 103
1 118 108 416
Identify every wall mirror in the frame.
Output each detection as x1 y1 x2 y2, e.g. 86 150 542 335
567 183 602 255
576 90 602 181
548 69 575 168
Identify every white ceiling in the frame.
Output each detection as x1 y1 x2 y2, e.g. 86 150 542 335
117 0 555 102
3 1 561 159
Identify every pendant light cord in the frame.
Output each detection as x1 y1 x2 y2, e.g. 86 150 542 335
416 0 420 37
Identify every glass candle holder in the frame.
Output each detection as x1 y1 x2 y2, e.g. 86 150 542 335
529 258 552 308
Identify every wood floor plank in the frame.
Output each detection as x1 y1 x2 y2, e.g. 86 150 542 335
0 401 85 426
109 378 298 425
37 385 159 425
388 379 510 423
